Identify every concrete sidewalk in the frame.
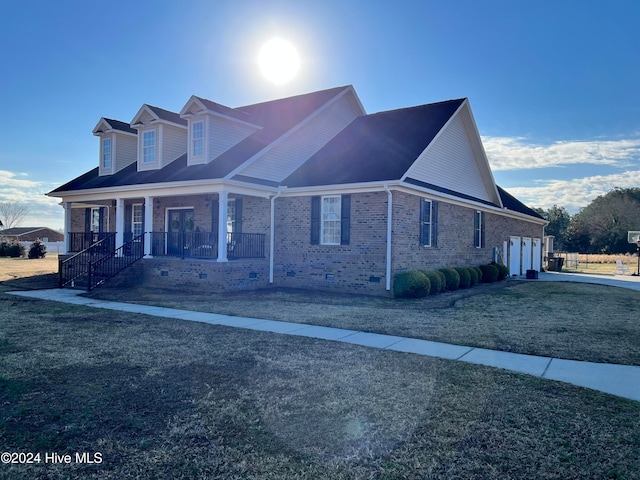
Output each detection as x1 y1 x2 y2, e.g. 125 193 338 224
7 285 640 403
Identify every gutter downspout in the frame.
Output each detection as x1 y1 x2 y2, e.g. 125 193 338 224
384 184 392 291
269 189 283 284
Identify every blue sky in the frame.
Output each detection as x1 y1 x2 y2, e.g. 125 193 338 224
1 0 639 229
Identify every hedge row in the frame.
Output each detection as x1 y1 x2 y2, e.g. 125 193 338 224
393 262 509 298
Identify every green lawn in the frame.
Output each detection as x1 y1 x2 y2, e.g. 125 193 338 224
1 276 640 479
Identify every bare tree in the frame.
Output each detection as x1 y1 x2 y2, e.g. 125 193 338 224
0 202 30 229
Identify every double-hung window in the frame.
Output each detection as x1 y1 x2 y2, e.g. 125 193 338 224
310 195 350 245
474 210 485 248
102 138 112 169
321 196 342 245
420 198 438 247
192 121 204 157
132 204 143 237
143 130 156 163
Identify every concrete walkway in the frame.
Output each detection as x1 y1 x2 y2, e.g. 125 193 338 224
8 273 640 403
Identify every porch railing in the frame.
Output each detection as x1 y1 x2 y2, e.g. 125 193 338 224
59 233 117 288
68 231 116 253
149 231 265 259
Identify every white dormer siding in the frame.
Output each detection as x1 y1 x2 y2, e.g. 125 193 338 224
93 118 137 176
181 97 260 166
131 105 187 171
233 89 364 183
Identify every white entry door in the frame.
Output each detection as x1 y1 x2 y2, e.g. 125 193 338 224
509 236 521 276
532 238 542 271
522 237 532 272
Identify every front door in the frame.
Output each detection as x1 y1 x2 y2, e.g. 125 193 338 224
167 209 195 256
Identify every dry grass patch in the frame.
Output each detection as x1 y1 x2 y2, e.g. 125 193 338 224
1 287 639 479
89 281 640 366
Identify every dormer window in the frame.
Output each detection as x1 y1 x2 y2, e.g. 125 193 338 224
192 121 204 157
102 138 112 169
143 130 156 163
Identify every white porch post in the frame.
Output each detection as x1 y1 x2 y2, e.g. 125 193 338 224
115 198 125 254
63 201 72 254
144 196 153 256
217 191 228 262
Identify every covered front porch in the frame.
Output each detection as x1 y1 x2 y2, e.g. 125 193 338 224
63 188 271 262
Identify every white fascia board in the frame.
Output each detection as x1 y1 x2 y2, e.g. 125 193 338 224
459 100 503 208
92 118 110 135
130 104 155 126
280 180 402 197
224 86 353 180
396 183 546 225
179 96 205 116
48 179 277 203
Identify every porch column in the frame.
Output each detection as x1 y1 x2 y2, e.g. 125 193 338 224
63 201 72 254
217 191 228 262
144 196 153 256
115 198 125 253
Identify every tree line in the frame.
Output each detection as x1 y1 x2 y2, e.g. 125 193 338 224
534 187 640 254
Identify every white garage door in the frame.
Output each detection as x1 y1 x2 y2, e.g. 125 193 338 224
509 236 521 276
532 238 542 271
522 237 532 272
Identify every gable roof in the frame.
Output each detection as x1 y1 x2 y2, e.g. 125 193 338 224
283 99 465 187
497 186 545 219
49 86 352 195
103 118 137 134
0 227 64 239
180 95 260 127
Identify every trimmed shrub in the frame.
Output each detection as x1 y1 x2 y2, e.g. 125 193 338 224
0 241 25 258
28 240 47 259
434 270 446 292
454 267 472 289
438 268 460 291
467 266 479 287
421 270 444 295
492 262 509 281
479 264 499 283
394 270 431 298
472 266 483 283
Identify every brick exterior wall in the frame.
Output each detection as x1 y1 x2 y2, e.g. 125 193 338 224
273 192 389 295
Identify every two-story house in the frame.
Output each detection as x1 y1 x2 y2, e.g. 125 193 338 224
48 85 545 295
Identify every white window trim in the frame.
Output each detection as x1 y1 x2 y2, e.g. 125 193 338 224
192 120 204 157
132 203 143 237
102 137 112 170
142 129 157 164
320 195 341 246
422 199 432 247
475 210 483 248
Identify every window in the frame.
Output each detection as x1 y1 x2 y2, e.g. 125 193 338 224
192 121 204 157
143 130 156 163
132 204 143 236
90 207 101 232
321 196 342 245
102 138 112 169
311 195 350 245
420 198 438 247
474 210 485 248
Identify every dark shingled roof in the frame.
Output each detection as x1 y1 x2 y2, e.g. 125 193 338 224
104 118 136 134
49 86 350 194
282 99 465 187
193 97 256 124
497 186 545 219
147 105 187 126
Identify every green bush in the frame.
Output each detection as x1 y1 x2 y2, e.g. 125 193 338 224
28 240 47 259
434 270 446 292
472 266 483 283
0 241 25 258
492 262 509 281
421 270 444 295
454 267 472 289
467 266 479 286
438 268 460 291
479 264 499 283
394 270 431 298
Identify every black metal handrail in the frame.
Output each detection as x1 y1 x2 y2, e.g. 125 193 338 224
88 234 145 291
59 233 117 288
227 232 265 259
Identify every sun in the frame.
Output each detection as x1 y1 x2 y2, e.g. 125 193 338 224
258 38 300 85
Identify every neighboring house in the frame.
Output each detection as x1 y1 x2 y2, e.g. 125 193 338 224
48 85 545 295
0 227 64 243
